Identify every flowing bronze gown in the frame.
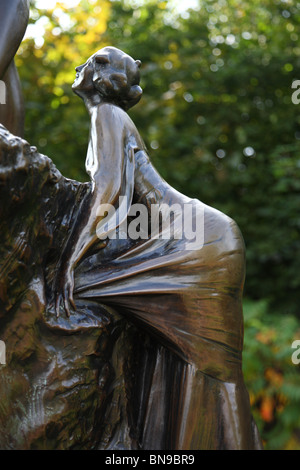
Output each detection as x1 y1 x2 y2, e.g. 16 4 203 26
0 1 262 450
0 106 262 449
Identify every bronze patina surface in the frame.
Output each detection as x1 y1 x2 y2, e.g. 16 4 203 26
0 0 29 137
0 5 262 450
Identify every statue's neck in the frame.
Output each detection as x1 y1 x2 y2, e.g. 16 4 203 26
83 94 103 114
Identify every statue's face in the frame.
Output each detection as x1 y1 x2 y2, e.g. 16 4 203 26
72 58 95 97
72 47 136 100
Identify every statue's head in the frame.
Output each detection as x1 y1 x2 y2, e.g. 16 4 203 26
72 46 142 111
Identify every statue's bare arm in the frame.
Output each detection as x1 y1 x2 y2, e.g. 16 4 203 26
53 104 133 316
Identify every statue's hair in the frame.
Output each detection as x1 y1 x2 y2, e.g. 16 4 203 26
92 47 142 111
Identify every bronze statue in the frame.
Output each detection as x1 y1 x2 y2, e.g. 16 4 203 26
0 0 29 137
0 3 262 450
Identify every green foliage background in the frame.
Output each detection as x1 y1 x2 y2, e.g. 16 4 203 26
16 0 300 449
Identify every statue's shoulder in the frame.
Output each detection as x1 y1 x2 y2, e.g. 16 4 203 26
94 102 131 131
97 102 127 118
96 102 144 149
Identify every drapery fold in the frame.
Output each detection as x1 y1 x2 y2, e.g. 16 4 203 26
0 121 262 449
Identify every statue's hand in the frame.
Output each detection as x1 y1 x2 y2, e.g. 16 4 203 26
53 265 76 318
